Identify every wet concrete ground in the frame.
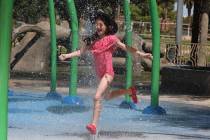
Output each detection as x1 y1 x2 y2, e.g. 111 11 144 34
8 79 210 140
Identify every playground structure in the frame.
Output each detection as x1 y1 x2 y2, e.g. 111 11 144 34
2 0 201 140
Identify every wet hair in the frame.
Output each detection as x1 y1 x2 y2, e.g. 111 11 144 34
83 33 99 46
83 11 118 46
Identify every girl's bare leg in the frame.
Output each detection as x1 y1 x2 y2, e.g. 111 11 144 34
104 86 138 104
91 74 113 127
104 88 132 100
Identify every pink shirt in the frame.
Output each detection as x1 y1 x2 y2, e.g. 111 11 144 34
90 35 119 78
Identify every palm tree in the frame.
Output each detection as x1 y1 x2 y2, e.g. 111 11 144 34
198 0 209 66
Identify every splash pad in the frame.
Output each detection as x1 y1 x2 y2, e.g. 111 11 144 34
8 81 210 140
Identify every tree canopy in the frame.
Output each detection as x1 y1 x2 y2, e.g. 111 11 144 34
13 0 177 23
13 0 48 23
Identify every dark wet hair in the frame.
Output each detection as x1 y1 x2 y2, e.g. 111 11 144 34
83 33 99 46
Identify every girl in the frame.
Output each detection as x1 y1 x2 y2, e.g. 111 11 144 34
59 11 152 135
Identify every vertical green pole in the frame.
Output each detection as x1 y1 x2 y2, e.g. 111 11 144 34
0 0 14 139
66 0 79 96
48 0 57 93
123 0 132 102
143 0 165 115
149 0 160 107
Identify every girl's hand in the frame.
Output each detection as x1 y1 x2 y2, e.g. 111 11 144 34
137 51 153 60
142 53 153 59
59 54 67 61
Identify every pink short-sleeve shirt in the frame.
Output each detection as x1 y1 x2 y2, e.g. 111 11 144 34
90 35 119 79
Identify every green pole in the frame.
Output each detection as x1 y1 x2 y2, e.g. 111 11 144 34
123 0 132 102
0 0 14 139
66 0 79 96
48 0 57 92
149 0 160 107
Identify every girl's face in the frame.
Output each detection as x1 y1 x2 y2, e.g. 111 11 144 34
95 19 107 37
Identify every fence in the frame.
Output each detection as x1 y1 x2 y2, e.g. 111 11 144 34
117 21 190 35
163 42 210 66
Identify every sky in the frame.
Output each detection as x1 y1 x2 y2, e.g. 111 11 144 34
183 5 194 17
183 5 189 17
174 3 193 17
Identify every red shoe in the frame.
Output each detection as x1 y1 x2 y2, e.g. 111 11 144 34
130 86 138 104
86 124 96 135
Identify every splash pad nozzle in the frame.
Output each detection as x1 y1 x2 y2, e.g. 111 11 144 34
46 91 62 100
143 105 166 115
62 95 84 106
119 100 137 110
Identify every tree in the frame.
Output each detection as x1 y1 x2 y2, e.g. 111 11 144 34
130 4 142 21
130 0 176 21
13 0 48 23
157 0 176 20
198 0 209 66
190 0 210 67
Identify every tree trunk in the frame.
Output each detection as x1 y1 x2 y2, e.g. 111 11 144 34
198 12 209 66
191 1 200 44
190 1 201 66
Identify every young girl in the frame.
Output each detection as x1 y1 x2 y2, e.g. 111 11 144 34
59 11 152 135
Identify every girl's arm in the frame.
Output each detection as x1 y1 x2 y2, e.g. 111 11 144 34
115 40 153 59
59 46 87 61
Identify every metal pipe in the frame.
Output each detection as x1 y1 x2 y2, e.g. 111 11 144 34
149 0 161 107
48 0 57 92
0 0 14 139
66 0 79 96
176 0 183 45
123 0 133 102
